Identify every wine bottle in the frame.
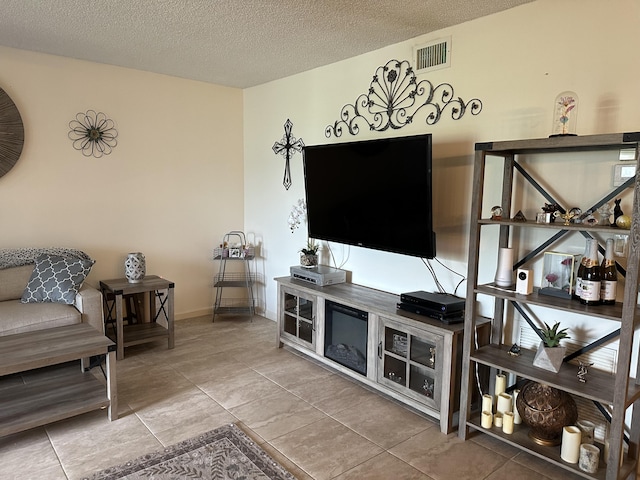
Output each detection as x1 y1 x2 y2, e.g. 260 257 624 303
600 238 617 305
580 239 601 305
573 239 591 300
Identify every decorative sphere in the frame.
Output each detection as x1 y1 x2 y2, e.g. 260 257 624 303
616 214 631 229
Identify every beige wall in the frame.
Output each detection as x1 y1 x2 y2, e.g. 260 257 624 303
0 46 244 319
244 0 640 321
1 0 639 324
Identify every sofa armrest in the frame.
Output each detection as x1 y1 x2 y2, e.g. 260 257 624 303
74 284 104 334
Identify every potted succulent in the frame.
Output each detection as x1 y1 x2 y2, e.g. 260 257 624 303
533 321 569 373
299 239 319 268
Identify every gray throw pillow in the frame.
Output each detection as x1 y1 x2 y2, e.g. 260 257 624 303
21 253 94 304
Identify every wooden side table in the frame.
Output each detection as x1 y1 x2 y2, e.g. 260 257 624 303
100 275 175 360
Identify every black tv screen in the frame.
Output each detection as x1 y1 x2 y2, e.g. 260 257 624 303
302 134 436 258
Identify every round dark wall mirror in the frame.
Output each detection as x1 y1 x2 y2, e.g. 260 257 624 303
0 87 25 178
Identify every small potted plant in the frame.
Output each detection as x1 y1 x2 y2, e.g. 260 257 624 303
532 321 569 373
300 239 319 268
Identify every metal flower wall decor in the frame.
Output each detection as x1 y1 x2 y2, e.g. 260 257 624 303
68 110 118 158
272 119 304 190
326 59 483 137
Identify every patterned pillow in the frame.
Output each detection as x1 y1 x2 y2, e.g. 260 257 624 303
21 253 94 304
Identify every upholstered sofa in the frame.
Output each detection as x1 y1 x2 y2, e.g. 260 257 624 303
0 248 103 336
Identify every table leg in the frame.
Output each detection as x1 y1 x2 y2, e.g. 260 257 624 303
168 286 175 349
115 293 124 360
105 350 118 420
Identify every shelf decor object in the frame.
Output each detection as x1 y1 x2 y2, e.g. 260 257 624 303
0 87 24 179
539 252 578 299
550 91 578 137
325 59 482 137
68 110 118 158
272 118 304 190
516 380 578 446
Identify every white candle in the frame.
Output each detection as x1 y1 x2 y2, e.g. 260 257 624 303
482 394 493 414
481 410 493 429
604 438 624 466
493 412 503 428
495 374 506 398
579 444 600 474
496 392 512 414
561 426 582 464
513 389 522 424
502 412 514 434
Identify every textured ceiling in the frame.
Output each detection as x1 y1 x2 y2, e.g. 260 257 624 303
0 0 534 88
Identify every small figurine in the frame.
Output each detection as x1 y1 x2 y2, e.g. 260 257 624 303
598 203 612 226
542 203 561 222
577 361 594 383
512 210 527 222
491 206 503 220
614 199 623 225
429 346 436 367
508 344 521 357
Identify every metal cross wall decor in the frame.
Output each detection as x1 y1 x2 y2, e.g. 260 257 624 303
272 119 304 190
326 59 483 137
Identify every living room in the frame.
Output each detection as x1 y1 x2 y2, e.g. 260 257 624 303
1 0 639 478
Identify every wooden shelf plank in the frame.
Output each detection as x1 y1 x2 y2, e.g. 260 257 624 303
467 414 635 480
475 284 631 322
0 372 109 437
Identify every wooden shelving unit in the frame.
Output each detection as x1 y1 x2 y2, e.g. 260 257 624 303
458 132 640 480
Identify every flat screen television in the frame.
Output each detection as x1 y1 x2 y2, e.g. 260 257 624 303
302 134 436 258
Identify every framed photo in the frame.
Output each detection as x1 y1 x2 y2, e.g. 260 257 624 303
539 251 580 299
229 248 243 258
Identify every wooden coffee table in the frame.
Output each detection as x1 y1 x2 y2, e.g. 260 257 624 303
0 323 117 437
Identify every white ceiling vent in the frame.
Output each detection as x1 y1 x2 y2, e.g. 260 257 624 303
413 36 451 74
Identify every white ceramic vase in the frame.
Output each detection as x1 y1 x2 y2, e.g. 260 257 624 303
125 252 146 283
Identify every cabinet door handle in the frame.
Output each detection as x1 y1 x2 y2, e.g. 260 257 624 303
378 341 382 359
312 316 316 331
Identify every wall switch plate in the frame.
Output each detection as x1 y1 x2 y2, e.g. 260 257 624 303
614 163 636 187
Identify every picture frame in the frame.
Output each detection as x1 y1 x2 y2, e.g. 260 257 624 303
539 251 580 299
229 248 243 258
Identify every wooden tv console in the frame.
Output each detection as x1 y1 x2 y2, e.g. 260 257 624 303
275 276 489 433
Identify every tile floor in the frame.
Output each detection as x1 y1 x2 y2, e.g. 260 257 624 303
0 315 587 480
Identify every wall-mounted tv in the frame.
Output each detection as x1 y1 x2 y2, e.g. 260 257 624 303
302 134 436 259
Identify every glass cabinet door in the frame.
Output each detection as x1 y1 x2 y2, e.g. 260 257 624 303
378 317 443 410
282 288 316 349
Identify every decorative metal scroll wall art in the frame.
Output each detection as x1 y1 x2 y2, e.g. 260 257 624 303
68 110 118 158
326 59 483 137
272 118 304 190
0 87 25 179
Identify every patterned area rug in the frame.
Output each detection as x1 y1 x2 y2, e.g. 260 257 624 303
82 424 296 480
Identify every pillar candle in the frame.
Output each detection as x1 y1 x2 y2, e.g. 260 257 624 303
493 412 503 428
481 410 493 429
561 426 582 464
481 394 493 414
576 420 595 444
512 389 522 424
495 374 506 398
502 412 514 434
604 438 624 466
496 392 512 415
579 444 600 474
